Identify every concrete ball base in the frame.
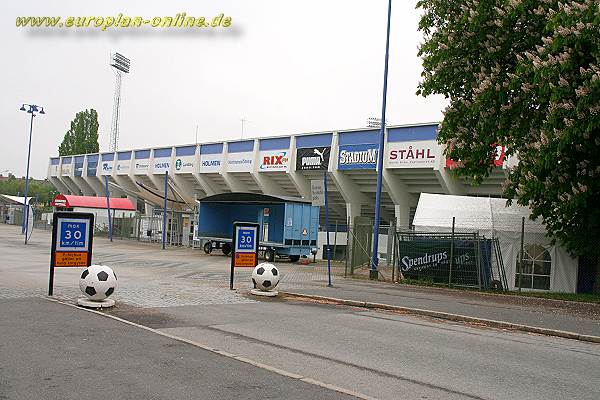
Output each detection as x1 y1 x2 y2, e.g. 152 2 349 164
250 289 278 297
77 297 116 308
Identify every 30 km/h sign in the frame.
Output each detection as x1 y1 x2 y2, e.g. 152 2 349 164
49 212 94 295
230 222 259 290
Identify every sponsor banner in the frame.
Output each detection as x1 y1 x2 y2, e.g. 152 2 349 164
227 151 254 173
296 147 330 171
399 238 493 287
174 155 195 174
153 157 171 174
338 144 378 170
445 145 506 169
199 153 222 173
259 150 290 172
100 161 113 175
61 164 72 176
387 140 440 169
133 161 150 174
115 160 130 175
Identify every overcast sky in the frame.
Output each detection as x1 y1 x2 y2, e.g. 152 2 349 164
0 0 447 179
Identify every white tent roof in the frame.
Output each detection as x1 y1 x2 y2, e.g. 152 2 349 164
413 193 546 234
0 194 33 205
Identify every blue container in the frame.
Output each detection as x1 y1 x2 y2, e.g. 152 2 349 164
198 193 319 258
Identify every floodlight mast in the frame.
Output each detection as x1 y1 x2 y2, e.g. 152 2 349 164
109 52 130 152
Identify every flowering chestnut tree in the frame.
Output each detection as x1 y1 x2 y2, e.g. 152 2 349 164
417 0 600 256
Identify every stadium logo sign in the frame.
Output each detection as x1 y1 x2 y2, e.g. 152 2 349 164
296 147 330 171
338 144 378 170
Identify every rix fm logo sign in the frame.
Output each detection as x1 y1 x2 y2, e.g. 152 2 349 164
260 151 289 170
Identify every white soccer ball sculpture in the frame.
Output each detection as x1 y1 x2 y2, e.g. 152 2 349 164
79 265 118 301
252 263 280 291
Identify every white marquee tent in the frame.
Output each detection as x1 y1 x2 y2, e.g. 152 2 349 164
412 193 577 292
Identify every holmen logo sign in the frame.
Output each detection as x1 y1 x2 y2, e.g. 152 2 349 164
296 147 330 171
338 144 378 170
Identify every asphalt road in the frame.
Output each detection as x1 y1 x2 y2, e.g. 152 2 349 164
0 298 353 400
1 224 600 400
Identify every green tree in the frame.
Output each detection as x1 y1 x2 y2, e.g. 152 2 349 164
417 0 599 257
58 109 100 156
0 175 58 205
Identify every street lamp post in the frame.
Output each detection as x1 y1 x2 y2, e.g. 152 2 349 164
19 103 45 244
370 0 393 280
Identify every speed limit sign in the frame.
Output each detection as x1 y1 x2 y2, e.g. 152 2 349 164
230 221 259 290
49 212 94 295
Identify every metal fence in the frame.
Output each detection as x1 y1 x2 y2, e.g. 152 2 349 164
336 215 598 295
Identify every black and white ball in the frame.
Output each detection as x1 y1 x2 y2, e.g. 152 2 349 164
79 265 118 301
252 263 280 291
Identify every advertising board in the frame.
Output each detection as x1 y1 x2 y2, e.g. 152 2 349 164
445 145 506 169
296 147 330 171
115 160 130 175
153 157 171 174
134 160 150 174
100 161 113 175
258 150 290 172
387 140 440 169
227 151 254 173
50 164 60 176
61 163 72 176
338 144 378 170
199 153 222 173
174 155 196 174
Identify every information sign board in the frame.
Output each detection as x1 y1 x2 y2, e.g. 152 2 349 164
49 212 94 295
230 222 260 290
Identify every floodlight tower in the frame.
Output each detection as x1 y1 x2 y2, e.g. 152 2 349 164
109 52 130 152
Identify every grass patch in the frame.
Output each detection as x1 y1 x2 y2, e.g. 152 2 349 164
347 274 600 304
498 290 600 304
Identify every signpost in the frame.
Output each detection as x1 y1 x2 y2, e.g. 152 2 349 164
49 212 94 295
230 222 260 290
310 180 325 207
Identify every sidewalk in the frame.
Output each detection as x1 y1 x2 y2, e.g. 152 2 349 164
281 278 600 338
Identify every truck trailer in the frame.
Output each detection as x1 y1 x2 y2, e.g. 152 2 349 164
196 193 319 262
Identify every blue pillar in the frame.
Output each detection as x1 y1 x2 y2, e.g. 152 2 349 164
370 0 393 280
325 172 332 287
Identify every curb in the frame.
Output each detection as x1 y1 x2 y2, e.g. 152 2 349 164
281 291 600 344
45 296 376 400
